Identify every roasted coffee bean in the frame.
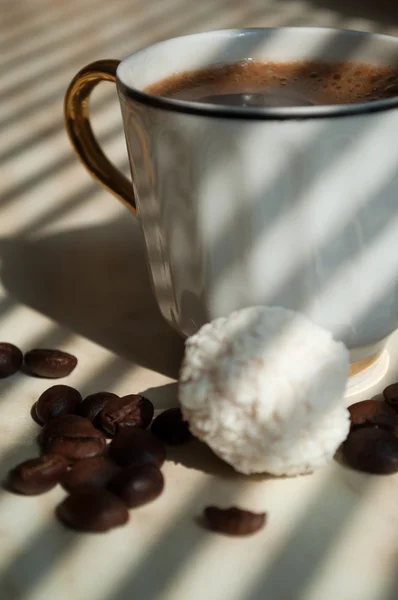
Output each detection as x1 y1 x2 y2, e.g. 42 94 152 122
0 342 23 378
343 427 398 474
109 428 165 468
383 383 398 412
62 456 120 492
40 414 93 444
34 385 82 424
78 392 119 425
56 488 129 532
7 454 68 495
41 414 106 461
348 400 397 430
108 464 164 508
151 408 192 445
99 394 154 435
24 349 77 378
203 506 267 536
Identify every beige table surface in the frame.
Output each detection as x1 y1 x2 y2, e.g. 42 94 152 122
1 1 398 599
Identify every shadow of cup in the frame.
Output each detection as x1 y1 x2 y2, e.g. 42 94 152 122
0 215 185 379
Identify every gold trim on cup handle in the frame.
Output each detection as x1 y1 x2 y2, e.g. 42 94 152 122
64 59 137 215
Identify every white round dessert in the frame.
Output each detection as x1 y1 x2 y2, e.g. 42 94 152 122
179 306 350 476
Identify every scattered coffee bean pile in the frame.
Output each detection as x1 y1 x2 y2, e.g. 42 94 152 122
5 381 177 532
3 343 256 534
343 391 398 474
3 338 398 536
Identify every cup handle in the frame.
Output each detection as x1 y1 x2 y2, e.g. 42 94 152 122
64 59 137 215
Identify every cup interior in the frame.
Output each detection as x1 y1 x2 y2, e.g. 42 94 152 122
117 27 398 93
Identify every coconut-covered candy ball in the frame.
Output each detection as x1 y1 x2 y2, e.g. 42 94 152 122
179 306 350 476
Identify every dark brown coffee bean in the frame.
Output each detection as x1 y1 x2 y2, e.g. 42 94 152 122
348 400 397 430
40 414 93 443
109 428 165 468
62 456 120 492
41 414 106 461
78 392 119 425
7 454 68 495
99 394 154 435
383 383 398 412
56 488 129 532
151 408 192 445
343 427 398 474
34 385 82 424
31 403 42 425
203 506 267 536
0 342 23 378
24 349 77 378
108 465 164 508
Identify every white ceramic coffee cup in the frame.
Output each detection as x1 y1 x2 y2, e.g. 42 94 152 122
65 27 398 379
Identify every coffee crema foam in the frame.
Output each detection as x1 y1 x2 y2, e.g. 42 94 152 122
145 60 398 108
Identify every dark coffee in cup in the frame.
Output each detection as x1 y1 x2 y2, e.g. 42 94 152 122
146 60 398 108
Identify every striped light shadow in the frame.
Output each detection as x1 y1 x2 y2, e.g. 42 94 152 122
205 115 392 318
0 124 124 221
83 315 367 600
0 0 224 135
1 114 121 194
305 210 398 342
25 473 243 600
0 308 73 354
243 0 322 28
0 0 200 97
0 2 274 224
0 120 78 165
382 565 398 600
246 115 398 306
0 519 78 597
0 486 56 554
159 468 333 600
1 178 114 241
60 352 139 399
0 158 130 241
0 0 58 30
0 0 114 53
1 92 123 188
0 0 150 79
295 474 398 600
0 83 115 165
0 295 17 319
302 0 398 29
241 468 372 600
239 0 341 28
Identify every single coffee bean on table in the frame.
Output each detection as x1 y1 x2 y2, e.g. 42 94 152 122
151 408 192 445
78 392 119 425
348 399 397 430
7 454 68 495
99 394 154 435
0 342 23 378
343 427 398 474
108 464 164 508
203 506 267 536
41 414 106 461
24 349 77 378
57 487 129 532
34 385 82 424
109 428 165 468
383 382 398 412
62 456 120 492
